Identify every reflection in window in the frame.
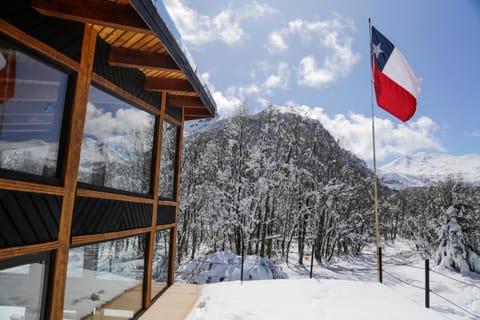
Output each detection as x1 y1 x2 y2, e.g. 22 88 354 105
65 234 146 319
0 46 68 177
0 258 47 320
152 229 170 299
78 86 155 194
159 121 178 199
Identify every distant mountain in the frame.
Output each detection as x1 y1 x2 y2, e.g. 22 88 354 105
379 152 480 189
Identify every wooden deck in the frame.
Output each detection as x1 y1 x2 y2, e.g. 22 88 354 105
139 283 202 320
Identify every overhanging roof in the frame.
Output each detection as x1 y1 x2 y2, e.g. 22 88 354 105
30 0 216 121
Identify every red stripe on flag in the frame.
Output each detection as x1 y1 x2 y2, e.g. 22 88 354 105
373 61 416 122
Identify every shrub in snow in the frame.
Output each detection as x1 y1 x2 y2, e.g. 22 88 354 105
435 206 480 274
178 251 288 284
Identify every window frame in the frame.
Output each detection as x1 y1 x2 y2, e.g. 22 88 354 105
158 119 180 201
0 251 53 320
65 233 148 320
150 228 171 301
76 82 159 198
0 36 75 186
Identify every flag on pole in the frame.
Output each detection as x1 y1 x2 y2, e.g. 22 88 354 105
371 26 421 122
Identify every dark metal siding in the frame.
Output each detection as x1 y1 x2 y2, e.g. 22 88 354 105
72 197 152 236
166 105 182 122
93 38 162 108
157 205 176 225
1 0 84 62
0 190 61 249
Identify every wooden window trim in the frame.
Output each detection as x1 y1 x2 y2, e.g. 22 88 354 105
158 200 177 207
0 241 58 260
143 92 166 307
76 188 154 204
71 227 151 246
92 73 160 115
48 24 98 320
155 224 176 232
168 109 184 285
0 178 64 196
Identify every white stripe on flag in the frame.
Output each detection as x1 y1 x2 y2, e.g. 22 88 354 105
383 47 422 98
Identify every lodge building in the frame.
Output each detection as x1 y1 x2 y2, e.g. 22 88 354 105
0 1 216 319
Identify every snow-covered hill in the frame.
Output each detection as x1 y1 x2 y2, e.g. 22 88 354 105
379 152 480 189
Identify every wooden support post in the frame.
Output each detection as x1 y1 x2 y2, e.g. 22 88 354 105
168 108 184 286
49 24 97 320
144 92 166 306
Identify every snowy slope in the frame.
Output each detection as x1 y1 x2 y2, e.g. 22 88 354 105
379 152 480 189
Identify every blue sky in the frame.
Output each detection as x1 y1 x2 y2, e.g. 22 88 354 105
163 0 480 165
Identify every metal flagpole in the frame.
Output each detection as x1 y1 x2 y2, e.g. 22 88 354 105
369 18 382 283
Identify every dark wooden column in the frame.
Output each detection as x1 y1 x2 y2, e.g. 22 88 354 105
49 24 97 320
144 92 166 306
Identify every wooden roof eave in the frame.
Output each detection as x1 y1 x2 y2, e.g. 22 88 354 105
129 0 217 118
31 0 216 120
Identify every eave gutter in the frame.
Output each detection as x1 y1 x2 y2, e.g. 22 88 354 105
130 0 217 118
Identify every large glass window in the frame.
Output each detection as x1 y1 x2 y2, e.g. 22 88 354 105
78 86 155 194
64 234 146 320
151 229 170 299
0 45 68 177
0 256 48 320
159 121 178 199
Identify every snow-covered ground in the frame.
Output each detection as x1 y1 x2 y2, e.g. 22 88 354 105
185 239 480 320
187 278 442 320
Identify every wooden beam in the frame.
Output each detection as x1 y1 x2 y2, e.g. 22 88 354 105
32 0 152 34
168 109 184 286
145 77 195 94
109 47 181 73
0 178 64 196
144 92 166 307
168 95 204 108
71 227 152 246
49 24 97 320
0 241 58 260
92 73 161 115
77 188 154 204
184 115 211 121
184 107 211 117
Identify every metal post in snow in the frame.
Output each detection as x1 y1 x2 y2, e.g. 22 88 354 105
378 247 383 283
241 238 245 285
425 259 430 308
310 243 314 279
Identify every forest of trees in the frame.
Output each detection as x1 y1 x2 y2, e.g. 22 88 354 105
177 107 480 274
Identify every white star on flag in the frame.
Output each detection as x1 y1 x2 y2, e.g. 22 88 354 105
372 43 383 59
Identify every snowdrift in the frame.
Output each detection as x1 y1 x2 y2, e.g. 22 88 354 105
177 251 288 284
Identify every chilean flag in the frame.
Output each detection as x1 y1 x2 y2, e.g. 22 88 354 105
371 26 421 122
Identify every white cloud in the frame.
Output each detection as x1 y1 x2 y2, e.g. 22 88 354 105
202 61 291 117
200 72 243 117
84 102 154 141
266 15 360 88
298 56 336 88
465 130 480 137
164 0 277 49
281 103 445 161
266 31 288 53
263 62 290 91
